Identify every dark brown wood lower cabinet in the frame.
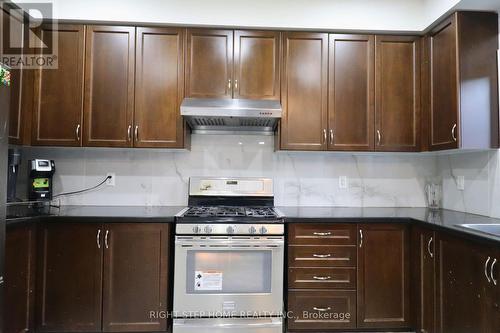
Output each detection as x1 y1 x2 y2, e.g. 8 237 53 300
288 290 356 330
435 234 493 333
411 227 436 333
102 223 169 332
5 224 36 333
357 224 410 329
36 223 103 332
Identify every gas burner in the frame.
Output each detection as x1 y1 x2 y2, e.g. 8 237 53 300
183 206 278 218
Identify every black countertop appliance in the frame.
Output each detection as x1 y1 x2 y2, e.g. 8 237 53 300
28 159 55 201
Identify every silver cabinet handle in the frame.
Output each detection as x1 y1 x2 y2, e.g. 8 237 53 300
234 79 238 90
228 79 232 90
451 123 457 142
323 129 327 144
313 307 331 312
0 276 4 285
134 125 139 142
127 125 132 141
377 130 382 145
313 276 331 280
76 124 81 141
313 232 331 236
485 257 491 283
329 129 334 145
427 237 433 258
312 254 331 258
491 258 497 286
97 229 101 249
359 229 363 248
105 230 109 249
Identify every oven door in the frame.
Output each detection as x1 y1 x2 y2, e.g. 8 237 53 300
173 236 284 316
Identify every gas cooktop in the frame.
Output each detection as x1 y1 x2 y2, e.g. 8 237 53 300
183 206 278 218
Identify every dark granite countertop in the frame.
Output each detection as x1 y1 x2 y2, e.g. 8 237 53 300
5 205 500 246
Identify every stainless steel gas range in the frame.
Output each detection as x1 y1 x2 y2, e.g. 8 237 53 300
173 177 284 333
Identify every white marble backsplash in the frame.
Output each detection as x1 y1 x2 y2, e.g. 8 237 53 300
438 150 500 219
17 135 438 207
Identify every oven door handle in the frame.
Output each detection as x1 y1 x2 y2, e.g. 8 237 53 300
178 244 283 249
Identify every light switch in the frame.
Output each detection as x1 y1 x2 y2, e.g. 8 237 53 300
339 176 348 189
456 176 465 191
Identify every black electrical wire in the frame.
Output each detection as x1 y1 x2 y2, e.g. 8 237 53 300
52 175 112 199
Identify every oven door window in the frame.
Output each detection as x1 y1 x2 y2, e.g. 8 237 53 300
186 250 272 294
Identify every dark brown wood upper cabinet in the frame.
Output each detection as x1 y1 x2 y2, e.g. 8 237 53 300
83 25 135 147
375 35 420 152
280 32 328 150
102 223 169 332
357 224 410 329
428 12 498 150
233 30 281 100
186 29 233 98
135 27 185 148
328 34 374 151
36 223 103 332
32 24 85 146
5 225 36 333
4 7 32 145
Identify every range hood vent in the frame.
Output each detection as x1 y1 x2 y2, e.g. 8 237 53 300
180 98 282 135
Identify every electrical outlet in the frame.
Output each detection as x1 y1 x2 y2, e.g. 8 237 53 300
106 173 116 186
456 176 465 191
339 176 348 189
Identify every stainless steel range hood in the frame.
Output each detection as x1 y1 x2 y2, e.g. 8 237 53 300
180 98 282 135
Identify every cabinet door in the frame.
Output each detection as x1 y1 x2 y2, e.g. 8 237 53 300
5 225 36 333
186 29 233 98
102 223 169 332
357 224 410 329
83 25 135 147
328 34 374 151
411 227 436 333
36 223 103 332
435 234 491 333
4 8 32 145
280 32 328 150
429 15 459 150
135 27 185 148
375 35 420 152
233 30 280 100
32 24 84 146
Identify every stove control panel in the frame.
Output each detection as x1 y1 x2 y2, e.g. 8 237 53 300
176 223 284 235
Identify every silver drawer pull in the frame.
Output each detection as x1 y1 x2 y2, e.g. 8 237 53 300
485 257 491 283
312 254 331 258
313 307 331 312
313 232 331 236
312 276 331 280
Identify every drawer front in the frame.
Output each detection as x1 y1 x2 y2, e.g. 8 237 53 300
288 224 357 245
288 267 356 289
287 290 356 330
288 246 357 267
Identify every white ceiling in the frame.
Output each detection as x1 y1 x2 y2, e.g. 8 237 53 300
11 0 500 32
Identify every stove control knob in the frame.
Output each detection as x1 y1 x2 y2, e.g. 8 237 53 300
259 226 268 234
249 226 257 234
226 226 235 234
192 225 201 234
204 226 213 234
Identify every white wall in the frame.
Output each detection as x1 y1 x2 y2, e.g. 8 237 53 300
14 0 426 31
17 135 437 207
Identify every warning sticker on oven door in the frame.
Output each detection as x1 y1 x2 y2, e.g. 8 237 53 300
195 271 223 291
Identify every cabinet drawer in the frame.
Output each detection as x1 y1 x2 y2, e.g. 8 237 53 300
288 267 356 289
288 224 357 245
288 246 357 267
287 290 356 330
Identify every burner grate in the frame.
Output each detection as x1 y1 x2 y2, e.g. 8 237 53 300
183 206 277 218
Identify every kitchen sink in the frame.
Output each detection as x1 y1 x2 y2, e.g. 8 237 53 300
457 224 500 237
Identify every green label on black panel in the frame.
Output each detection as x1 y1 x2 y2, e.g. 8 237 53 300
33 178 49 189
